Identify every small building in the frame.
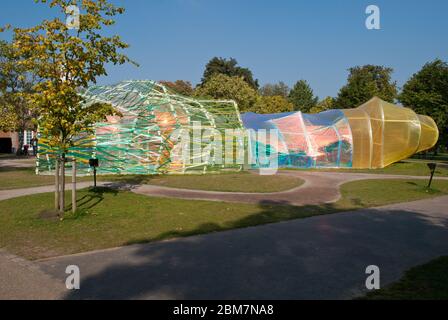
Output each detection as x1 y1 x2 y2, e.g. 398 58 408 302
0 130 36 154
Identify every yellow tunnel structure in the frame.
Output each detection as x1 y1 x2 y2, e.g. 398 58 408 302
343 97 439 168
243 96 439 170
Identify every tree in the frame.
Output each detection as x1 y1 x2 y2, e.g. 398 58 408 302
194 74 258 112
0 40 20 132
259 82 289 98
334 65 398 108
288 80 318 112
159 80 193 96
253 95 294 114
0 40 38 154
399 59 448 150
6 0 133 216
309 96 334 114
201 57 259 89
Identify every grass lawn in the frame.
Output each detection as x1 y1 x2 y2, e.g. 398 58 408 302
337 179 448 208
112 172 304 193
362 256 448 300
1 179 447 260
0 167 92 190
284 161 448 177
412 152 448 162
0 167 303 193
0 167 54 190
2 160 446 192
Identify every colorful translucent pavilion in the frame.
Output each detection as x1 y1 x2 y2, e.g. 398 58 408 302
37 80 244 175
37 82 439 175
242 97 439 169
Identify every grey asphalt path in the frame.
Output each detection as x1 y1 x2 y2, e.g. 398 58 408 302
38 195 448 300
0 250 64 300
132 171 448 206
3 170 447 206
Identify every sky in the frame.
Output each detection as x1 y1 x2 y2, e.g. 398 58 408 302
0 0 447 98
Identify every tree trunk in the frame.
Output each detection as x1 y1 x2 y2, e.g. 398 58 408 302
55 159 60 211
433 143 439 156
59 153 66 218
16 131 24 156
72 158 77 213
16 121 28 156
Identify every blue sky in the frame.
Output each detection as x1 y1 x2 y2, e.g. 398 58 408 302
1 0 447 98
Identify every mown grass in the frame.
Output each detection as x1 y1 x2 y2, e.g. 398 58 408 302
0 166 56 190
362 256 448 300
284 161 448 177
0 167 303 193
112 172 304 193
412 152 448 162
0 167 92 190
337 179 448 208
2 160 447 191
1 179 447 260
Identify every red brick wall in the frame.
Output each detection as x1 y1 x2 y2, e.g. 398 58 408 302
0 131 20 152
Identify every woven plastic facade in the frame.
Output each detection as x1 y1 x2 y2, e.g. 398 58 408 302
242 97 439 169
37 84 439 175
37 81 244 175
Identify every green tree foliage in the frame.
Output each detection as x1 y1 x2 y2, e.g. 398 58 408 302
194 74 258 112
201 57 259 89
159 80 193 96
259 82 289 98
334 65 398 108
0 40 20 132
0 40 38 154
399 59 448 148
7 0 133 152
253 95 294 114
309 96 334 114
288 80 318 112
4 0 134 213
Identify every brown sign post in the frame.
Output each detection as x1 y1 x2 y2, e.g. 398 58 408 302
427 163 437 189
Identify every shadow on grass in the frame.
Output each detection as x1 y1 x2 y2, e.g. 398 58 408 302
100 174 156 186
65 187 119 217
38 187 121 220
126 200 344 246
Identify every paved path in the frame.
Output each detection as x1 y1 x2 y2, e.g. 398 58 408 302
132 171 448 206
0 250 64 300
1 165 448 299
1 171 447 205
37 195 448 300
